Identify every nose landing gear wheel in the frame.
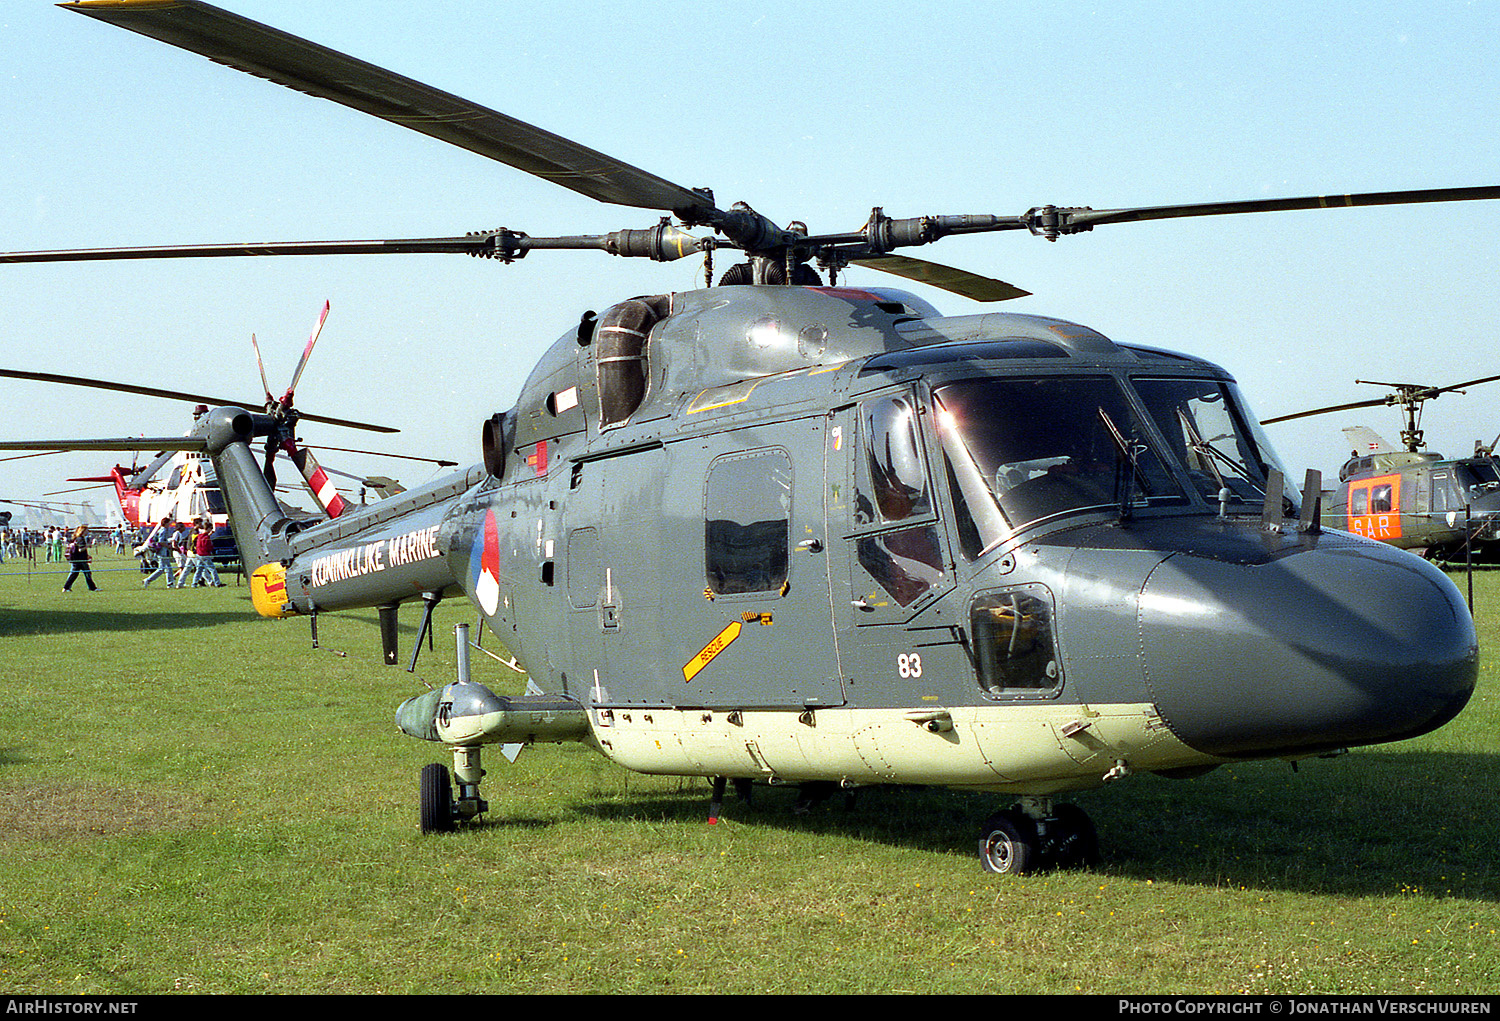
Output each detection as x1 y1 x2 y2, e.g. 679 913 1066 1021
419 761 455 834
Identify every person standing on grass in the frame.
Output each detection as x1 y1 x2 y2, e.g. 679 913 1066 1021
140 517 177 588
173 521 195 588
62 524 98 592
178 519 204 587
190 521 223 587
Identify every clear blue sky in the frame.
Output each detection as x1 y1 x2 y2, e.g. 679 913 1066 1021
4 0 1500 516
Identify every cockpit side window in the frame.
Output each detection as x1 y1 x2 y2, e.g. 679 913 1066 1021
849 393 947 611
855 396 932 526
1458 461 1500 493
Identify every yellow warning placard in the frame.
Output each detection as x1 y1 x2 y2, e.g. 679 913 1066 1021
683 620 742 682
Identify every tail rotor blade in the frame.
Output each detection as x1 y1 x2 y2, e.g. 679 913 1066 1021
284 300 330 403
250 332 274 404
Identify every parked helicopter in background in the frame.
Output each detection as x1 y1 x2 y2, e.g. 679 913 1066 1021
0 496 108 532
0 1 1489 873
1262 376 1500 562
0 400 233 533
0 304 457 562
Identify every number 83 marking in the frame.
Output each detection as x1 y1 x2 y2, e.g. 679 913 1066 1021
897 653 923 678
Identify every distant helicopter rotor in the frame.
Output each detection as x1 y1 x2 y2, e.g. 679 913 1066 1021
1 302 414 521
0 368 395 435
1262 373 1500 453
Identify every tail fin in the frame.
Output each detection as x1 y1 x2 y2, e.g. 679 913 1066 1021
1342 425 1397 455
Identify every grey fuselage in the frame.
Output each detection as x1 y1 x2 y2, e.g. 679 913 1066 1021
209 284 1477 793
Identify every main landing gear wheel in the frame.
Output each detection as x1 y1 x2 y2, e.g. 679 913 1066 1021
1041 802 1100 869
419 762 455 834
977 801 1100 874
978 810 1037 874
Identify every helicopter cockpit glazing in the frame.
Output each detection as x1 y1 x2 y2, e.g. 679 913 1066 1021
1457 459 1500 494
928 373 1293 556
853 396 947 608
1133 378 1287 508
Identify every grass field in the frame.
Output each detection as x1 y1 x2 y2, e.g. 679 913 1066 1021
2 549 1498 995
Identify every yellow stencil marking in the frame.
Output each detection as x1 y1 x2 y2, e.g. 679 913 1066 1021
683 620 742 682
687 379 759 415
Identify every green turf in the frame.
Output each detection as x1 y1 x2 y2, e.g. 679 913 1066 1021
1 550 1497 994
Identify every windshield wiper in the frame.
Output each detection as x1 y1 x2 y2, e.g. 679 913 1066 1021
1097 408 1150 521
1177 409 1265 502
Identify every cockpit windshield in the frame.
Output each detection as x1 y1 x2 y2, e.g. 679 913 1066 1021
1457 459 1500 493
1132 377 1289 509
932 374 1294 558
932 376 1185 556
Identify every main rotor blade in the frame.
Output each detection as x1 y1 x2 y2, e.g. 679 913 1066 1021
0 436 207 453
1 450 70 464
1260 397 1393 425
62 0 720 221
0 368 244 407
277 454 375 487
0 237 499 263
1045 185 1500 234
847 254 1031 302
45 484 111 497
1416 372 1500 398
1264 371 1500 425
129 449 178 488
0 228 704 265
302 444 458 468
0 369 397 434
0 497 89 509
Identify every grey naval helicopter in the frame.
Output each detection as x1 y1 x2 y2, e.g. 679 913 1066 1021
0 1 1489 873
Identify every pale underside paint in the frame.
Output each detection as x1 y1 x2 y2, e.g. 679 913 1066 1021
554 702 1222 796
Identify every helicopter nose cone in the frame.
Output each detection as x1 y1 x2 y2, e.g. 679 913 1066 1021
1138 538 1476 759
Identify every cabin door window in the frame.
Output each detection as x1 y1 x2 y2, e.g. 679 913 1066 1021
704 449 792 597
